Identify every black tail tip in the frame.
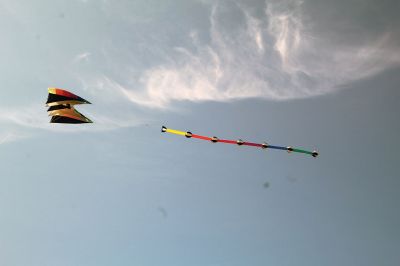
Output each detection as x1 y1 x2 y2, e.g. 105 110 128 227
211 136 219 143
261 142 268 149
161 126 167 132
312 151 319 157
185 131 193 138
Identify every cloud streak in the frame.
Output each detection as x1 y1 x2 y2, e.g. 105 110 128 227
117 0 400 108
0 101 144 134
2 0 398 137
72 52 91 64
0 132 26 145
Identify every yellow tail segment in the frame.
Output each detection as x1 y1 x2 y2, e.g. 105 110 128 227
165 128 186 136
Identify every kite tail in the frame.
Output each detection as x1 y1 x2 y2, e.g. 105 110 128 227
161 126 318 157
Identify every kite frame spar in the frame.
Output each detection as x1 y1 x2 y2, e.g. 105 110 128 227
161 126 319 157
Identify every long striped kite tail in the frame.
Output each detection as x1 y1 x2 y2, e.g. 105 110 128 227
161 126 319 157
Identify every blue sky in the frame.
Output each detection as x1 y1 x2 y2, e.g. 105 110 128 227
0 0 399 265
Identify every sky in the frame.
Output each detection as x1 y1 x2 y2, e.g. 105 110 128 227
0 0 399 265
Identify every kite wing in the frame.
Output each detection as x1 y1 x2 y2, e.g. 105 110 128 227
46 88 92 124
161 126 319 157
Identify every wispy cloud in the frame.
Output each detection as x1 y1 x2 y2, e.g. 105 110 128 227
0 101 144 134
115 0 400 108
73 52 91 64
2 0 398 139
0 132 26 145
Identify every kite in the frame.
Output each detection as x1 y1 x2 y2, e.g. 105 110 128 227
46 88 93 124
161 126 319 157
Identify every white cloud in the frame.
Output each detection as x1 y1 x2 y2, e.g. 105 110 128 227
0 101 143 134
73 52 91 64
116 0 400 108
0 132 26 145
0 105 48 129
2 0 398 140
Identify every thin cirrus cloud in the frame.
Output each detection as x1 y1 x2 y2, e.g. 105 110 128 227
72 52 91 64
117 0 400 109
0 101 143 134
1 0 399 133
0 132 26 145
